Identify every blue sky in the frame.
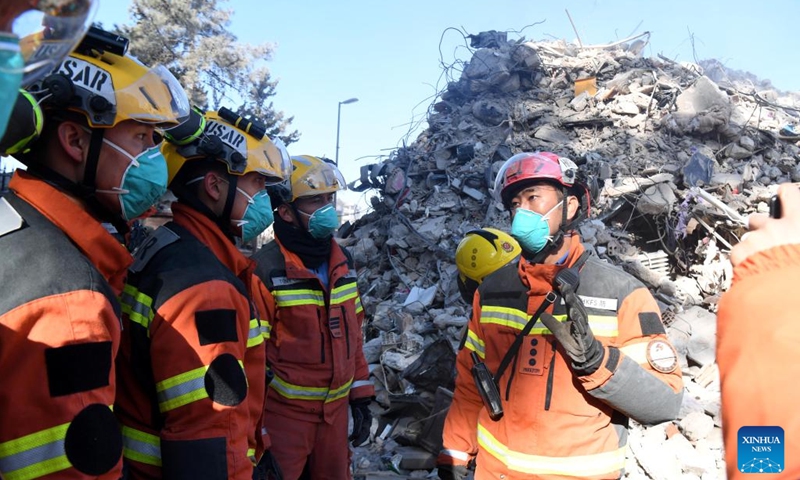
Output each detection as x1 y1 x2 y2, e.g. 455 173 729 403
5 0 799 197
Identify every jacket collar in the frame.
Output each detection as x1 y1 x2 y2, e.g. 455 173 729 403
276 236 349 282
171 202 254 282
10 170 132 294
518 235 585 296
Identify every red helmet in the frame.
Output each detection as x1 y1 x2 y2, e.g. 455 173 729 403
493 152 582 209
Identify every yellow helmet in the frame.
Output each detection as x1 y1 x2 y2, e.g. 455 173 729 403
161 107 291 188
286 155 346 202
42 33 190 128
456 228 521 303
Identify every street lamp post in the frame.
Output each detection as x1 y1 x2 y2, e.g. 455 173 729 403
335 97 358 166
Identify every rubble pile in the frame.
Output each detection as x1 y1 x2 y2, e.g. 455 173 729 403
345 31 800 479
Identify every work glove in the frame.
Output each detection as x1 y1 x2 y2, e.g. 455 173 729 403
252 450 283 480
349 398 372 447
437 464 469 480
539 267 605 376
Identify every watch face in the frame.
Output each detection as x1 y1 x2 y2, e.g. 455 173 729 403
646 339 679 374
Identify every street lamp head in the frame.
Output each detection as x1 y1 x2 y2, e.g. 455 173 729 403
340 97 359 105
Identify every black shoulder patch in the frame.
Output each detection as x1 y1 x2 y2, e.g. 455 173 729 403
161 437 227 480
205 353 247 406
638 312 666 336
45 341 112 397
195 309 238 345
64 404 122 475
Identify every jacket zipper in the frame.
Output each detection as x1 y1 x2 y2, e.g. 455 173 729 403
545 340 557 411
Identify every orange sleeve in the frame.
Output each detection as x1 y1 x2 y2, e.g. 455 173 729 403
718 244 800 480
439 293 485 467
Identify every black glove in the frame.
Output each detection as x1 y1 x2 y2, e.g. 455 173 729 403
437 464 468 480
252 450 283 480
349 398 372 447
539 268 604 375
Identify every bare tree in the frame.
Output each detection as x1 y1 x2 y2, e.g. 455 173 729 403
118 0 299 144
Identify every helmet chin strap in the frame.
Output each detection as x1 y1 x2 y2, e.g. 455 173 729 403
181 170 240 242
27 128 130 234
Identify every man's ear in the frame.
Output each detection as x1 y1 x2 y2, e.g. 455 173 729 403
203 172 225 202
566 194 580 221
56 121 88 164
277 203 295 223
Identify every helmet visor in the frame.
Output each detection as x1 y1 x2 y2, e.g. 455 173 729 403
13 0 97 86
116 64 190 127
264 138 292 185
292 160 347 200
243 137 291 185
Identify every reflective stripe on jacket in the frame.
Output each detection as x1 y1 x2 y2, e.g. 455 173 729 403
252 238 374 424
441 237 684 480
0 171 128 479
115 203 264 480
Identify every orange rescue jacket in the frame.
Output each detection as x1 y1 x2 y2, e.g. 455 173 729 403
0 171 130 479
252 238 374 424
115 203 265 480
440 237 684 480
718 244 800 480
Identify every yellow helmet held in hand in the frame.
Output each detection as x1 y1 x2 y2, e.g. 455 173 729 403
161 107 292 188
456 228 521 303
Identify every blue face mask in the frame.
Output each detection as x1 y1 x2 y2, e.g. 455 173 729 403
298 203 340 239
233 188 274 242
0 34 24 139
510 201 562 254
97 140 169 221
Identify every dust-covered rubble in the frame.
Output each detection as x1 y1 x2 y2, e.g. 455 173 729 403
343 31 799 479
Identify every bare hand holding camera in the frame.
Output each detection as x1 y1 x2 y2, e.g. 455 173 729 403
732 184 800 266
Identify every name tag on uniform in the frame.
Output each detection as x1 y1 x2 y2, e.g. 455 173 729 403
560 295 618 311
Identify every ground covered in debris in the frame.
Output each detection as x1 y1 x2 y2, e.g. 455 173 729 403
344 30 800 480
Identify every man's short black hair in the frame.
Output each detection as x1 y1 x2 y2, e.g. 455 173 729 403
170 159 229 202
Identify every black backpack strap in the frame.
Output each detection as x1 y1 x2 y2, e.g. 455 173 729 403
492 249 592 397
494 291 557 387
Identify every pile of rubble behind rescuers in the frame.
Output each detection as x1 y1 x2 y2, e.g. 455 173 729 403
1 6 799 479
342 30 800 479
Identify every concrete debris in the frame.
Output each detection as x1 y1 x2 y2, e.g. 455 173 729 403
348 29 800 479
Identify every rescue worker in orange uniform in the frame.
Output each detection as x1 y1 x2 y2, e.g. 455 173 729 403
114 108 290 479
717 183 800 479
455 228 521 304
252 155 375 479
0 25 190 480
438 152 684 480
